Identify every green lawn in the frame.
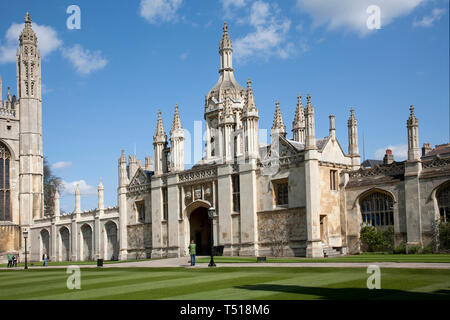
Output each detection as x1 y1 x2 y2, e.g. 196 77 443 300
0 267 449 300
0 258 154 268
197 254 450 264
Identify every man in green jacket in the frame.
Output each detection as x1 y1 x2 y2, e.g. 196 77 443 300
7 254 12 268
189 240 196 266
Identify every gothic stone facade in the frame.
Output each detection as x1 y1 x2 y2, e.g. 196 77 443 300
1 18 449 262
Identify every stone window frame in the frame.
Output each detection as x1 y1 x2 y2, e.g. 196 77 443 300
162 187 168 221
0 142 11 221
272 178 289 208
232 174 240 213
360 191 394 227
135 200 145 223
437 181 450 223
330 169 338 191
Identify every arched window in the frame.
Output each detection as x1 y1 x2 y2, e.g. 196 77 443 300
360 191 394 227
437 183 450 223
0 142 11 221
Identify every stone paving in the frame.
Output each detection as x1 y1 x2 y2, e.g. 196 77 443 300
2 257 450 270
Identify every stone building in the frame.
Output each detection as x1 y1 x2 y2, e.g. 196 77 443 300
1 17 449 262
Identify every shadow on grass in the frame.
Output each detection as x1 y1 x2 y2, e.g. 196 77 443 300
236 284 450 300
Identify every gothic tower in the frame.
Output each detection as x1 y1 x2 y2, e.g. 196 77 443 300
153 110 168 174
18 13 44 224
347 108 360 169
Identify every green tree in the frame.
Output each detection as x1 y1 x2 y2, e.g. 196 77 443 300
43 158 63 216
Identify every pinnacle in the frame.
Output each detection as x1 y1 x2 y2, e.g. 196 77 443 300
272 101 286 132
154 109 166 139
171 104 182 134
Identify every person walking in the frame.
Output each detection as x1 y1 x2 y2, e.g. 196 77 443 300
12 255 17 267
43 252 48 266
7 254 12 268
189 240 196 266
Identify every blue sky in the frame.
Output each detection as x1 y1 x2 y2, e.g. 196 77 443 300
0 0 448 212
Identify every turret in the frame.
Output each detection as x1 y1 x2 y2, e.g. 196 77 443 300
98 178 104 210
329 115 336 140
347 108 360 169
118 149 129 187
74 184 81 214
407 105 420 161
292 94 306 143
170 104 184 171
153 110 168 174
304 94 316 149
242 78 259 159
220 96 236 162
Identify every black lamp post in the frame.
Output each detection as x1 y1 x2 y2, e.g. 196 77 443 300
23 229 28 270
208 207 216 267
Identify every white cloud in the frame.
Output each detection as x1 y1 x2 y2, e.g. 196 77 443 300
234 1 294 60
413 8 446 27
61 180 96 196
296 0 424 36
61 44 108 75
0 22 62 63
375 144 408 160
51 161 72 169
221 0 247 18
140 0 183 24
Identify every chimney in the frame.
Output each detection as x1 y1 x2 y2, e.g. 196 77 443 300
422 143 432 157
383 149 394 165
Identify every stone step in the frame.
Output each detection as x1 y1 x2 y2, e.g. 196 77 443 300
322 245 341 257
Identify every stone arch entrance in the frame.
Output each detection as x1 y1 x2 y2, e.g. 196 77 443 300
40 229 50 259
186 201 212 256
105 221 119 260
80 224 93 261
59 227 70 261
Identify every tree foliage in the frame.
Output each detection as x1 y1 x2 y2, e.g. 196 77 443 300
43 158 63 216
360 225 394 252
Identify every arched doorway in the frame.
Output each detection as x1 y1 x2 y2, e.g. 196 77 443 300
81 224 93 261
40 229 50 259
59 227 70 261
189 207 212 255
105 221 118 260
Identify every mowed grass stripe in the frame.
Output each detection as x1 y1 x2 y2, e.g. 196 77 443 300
163 269 368 300
0 269 133 289
1 270 190 300
30 269 253 300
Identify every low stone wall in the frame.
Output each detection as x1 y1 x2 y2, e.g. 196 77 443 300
0 224 21 263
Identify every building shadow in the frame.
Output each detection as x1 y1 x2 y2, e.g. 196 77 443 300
235 284 450 300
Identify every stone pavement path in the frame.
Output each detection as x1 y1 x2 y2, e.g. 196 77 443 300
2 257 450 270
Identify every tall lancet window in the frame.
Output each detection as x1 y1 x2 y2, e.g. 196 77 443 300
0 142 11 221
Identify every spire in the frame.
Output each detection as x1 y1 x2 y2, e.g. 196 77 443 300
407 105 418 126
292 93 306 143
305 94 316 149
170 104 182 134
98 178 104 210
407 105 420 161
272 101 286 136
154 109 167 143
20 12 37 46
220 22 232 51
119 149 126 164
243 78 258 115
